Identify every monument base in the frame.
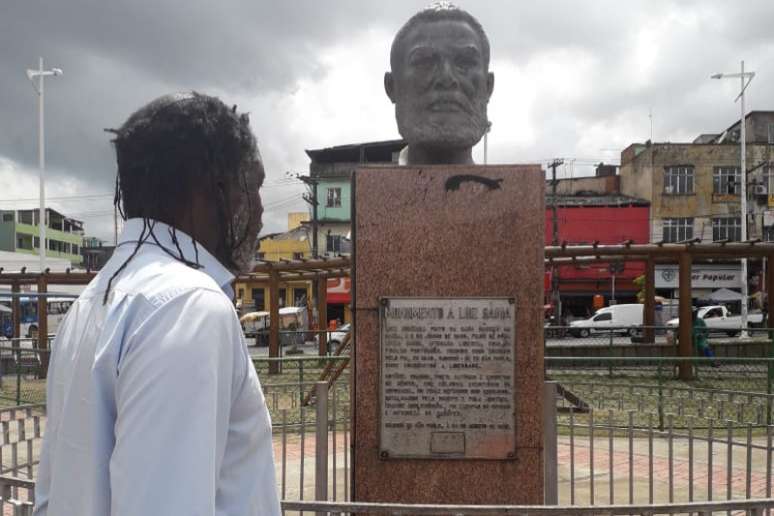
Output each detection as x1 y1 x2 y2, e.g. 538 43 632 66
352 165 545 505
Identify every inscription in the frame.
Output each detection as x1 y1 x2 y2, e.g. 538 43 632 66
379 297 516 459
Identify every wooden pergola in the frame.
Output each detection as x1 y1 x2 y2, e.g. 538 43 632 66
546 241 774 379
0 269 96 376
5 242 772 380
238 257 351 372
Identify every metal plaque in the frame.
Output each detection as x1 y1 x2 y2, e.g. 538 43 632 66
379 297 516 460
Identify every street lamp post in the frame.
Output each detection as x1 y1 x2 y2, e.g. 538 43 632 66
711 60 755 337
26 57 63 272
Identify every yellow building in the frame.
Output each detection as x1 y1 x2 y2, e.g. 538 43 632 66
287 212 308 231
235 221 313 313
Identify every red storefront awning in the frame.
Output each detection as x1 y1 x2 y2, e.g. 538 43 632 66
327 277 351 304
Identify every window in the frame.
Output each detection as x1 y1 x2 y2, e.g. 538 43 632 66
292 252 304 260
255 251 265 261
768 123 774 144
278 288 287 308
293 288 307 306
33 237 39 249
593 312 612 322
713 167 741 195
18 211 33 225
662 218 694 243
664 166 694 194
712 216 742 241
251 288 265 311
326 234 342 254
72 244 79 255
1 213 12 223
326 188 342 208
765 225 774 242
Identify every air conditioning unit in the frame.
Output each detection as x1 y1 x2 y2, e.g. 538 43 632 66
754 184 768 196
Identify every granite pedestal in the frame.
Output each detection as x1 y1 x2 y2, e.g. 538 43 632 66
352 165 545 505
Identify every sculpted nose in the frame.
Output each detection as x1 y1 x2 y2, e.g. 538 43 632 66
434 59 459 89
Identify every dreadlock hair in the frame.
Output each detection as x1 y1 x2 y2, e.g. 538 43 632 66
103 92 262 304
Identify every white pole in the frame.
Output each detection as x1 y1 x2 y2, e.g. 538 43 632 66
483 122 491 165
740 60 749 338
38 57 46 273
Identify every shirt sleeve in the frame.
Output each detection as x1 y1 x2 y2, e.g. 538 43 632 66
110 288 242 516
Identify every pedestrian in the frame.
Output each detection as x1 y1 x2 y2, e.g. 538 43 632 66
34 93 280 516
692 307 718 367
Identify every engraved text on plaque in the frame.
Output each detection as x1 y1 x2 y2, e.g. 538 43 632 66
379 297 516 459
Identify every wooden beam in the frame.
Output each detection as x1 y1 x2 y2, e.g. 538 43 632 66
250 257 350 274
11 282 20 340
37 275 49 378
678 252 693 380
268 271 280 374
643 257 655 343
317 276 328 355
546 242 774 259
768 254 774 336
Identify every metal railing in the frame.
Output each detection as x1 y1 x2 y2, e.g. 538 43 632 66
545 324 774 359
0 352 773 514
282 498 774 515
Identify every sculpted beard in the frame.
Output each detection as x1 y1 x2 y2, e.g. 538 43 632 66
395 97 489 150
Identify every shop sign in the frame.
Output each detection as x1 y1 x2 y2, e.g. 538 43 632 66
655 264 741 289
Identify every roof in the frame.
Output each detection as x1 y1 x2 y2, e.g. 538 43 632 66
5 207 83 224
546 194 650 208
305 139 405 164
258 225 309 242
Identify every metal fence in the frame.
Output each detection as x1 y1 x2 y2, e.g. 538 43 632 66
545 325 774 359
544 358 774 508
1 352 774 514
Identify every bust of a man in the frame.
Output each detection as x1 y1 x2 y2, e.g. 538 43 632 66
385 2 494 166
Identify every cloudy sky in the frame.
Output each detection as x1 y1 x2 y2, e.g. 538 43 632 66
2 0 774 241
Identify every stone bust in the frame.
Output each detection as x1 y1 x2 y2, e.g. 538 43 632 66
385 2 494 166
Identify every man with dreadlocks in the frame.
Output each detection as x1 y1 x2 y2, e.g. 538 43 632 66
34 93 280 516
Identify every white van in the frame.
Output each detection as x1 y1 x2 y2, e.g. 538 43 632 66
569 304 643 338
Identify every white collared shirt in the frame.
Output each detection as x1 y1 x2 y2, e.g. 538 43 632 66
34 219 280 516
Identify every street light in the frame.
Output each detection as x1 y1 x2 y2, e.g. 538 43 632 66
711 60 755 337
25 57 63 272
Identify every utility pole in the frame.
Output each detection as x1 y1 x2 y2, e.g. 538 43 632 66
549 159 564 322
711 60 756 338
299 175 320 257
26 58 63 272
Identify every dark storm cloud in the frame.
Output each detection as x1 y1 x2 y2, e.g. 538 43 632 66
3 0 774 236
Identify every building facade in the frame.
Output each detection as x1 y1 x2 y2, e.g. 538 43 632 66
545 194 650 317
0 208 84 266
305 139 405 256
620 111 774 244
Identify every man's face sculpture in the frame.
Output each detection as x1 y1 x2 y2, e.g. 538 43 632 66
385 9 494 163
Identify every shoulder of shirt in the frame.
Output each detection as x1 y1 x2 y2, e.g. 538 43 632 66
80 248 233 310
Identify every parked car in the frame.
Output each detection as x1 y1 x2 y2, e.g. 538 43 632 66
569 304 643 338
239 311 269 338
666 305 764 336
240 306 310 347
315 323 351 353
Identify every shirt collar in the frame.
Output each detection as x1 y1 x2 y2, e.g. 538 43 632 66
117 218 235 296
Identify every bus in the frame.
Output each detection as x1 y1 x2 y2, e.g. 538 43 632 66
0 296 74 339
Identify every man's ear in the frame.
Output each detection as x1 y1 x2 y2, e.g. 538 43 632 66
384 72 396 104
486 72 494 100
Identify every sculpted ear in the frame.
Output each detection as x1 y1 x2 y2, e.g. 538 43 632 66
384 72 397 104
486 72 494 100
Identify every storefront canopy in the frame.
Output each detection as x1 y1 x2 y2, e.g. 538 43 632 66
700 287 742 302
